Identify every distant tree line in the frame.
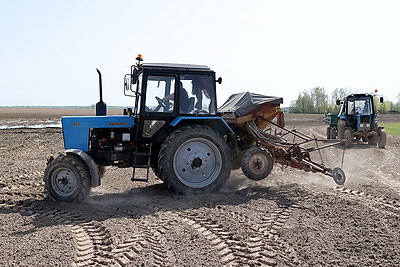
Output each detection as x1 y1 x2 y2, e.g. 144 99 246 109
289 87 400 114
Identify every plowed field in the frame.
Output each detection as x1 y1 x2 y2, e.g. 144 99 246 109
0 108 399 266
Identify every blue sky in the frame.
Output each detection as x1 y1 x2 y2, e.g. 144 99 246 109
1 0 399 107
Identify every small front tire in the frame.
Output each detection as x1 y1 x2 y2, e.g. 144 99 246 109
44 154 91 202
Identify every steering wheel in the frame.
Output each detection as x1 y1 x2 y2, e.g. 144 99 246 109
155 96 166 108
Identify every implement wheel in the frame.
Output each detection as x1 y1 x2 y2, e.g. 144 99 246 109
332 167 346 185
241 147 274 181
158 125 232 195
44 154 91 202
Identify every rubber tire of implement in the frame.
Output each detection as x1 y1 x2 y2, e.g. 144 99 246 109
241 147 273 181
378 130 387 149
158 125 232 195
44 154 91 202
332 167 346 185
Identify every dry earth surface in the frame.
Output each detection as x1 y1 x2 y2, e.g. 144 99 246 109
0 108 399 266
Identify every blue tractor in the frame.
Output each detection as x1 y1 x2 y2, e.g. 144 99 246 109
44 55 237 202
45 55 345 203
326 93 387 148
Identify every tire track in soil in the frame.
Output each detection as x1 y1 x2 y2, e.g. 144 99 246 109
333 187 400 217
110 216 172 267
221 201 300 266
0 199 115 266
0 171 44 192
369 148 400 191
178 200 301 266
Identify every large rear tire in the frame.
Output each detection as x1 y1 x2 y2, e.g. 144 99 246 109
44 154 92 202
330 127 337 139
344 129 353 148
241 147 273 180
337 120 346 139
158 125 232 195
326 126 332 139
378 130 387 149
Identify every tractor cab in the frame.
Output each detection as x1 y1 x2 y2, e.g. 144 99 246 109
124 58 223 144
341 94 375 132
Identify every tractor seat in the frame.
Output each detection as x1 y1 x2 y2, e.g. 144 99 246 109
181 97 195 113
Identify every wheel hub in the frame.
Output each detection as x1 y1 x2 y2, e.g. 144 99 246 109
51 168 78 196
173 139 222 188
60 177 69 185
249 154 268 174
191 157 203 168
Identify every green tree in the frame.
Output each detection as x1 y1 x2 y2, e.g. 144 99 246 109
311 87 328 114
289 90 315 113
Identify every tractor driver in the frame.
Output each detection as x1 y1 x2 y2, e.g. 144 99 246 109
192 76 213 112
161 82 190 113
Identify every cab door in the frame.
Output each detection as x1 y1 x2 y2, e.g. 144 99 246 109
138 74 178 142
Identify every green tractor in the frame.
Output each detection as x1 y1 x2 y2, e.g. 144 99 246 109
325 93 387 148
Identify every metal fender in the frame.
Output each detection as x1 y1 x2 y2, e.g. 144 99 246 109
66 149 101 187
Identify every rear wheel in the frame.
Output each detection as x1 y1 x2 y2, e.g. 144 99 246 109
44 154 91 202
158 125 232 195
344 129 353 148
241 147 273 180
326 126 332 139
337 120 345 139
330 127 337 139
378 130 387 149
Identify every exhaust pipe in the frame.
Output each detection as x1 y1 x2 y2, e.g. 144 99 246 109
96 68 107 116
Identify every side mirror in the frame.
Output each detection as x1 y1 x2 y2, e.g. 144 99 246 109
336 99 341 105
379 96 384 103
131 67 138 84
216 77 222 84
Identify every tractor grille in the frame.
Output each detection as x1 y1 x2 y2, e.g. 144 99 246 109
359 116 371 130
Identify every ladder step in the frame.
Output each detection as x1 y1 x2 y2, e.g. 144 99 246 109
131 178 149 182
133 165 150 168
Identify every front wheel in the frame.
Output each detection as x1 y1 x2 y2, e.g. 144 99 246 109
158 125 232 195
44 154 91 202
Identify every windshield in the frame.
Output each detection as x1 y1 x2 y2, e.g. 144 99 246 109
347 96 373 115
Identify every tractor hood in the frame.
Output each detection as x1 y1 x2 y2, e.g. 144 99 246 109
218 92 283 117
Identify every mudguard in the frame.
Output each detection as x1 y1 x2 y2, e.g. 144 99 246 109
170 117 234 135
66 149 101 187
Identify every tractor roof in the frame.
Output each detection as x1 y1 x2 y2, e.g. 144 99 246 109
346 93 373 98
141 63 211 71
